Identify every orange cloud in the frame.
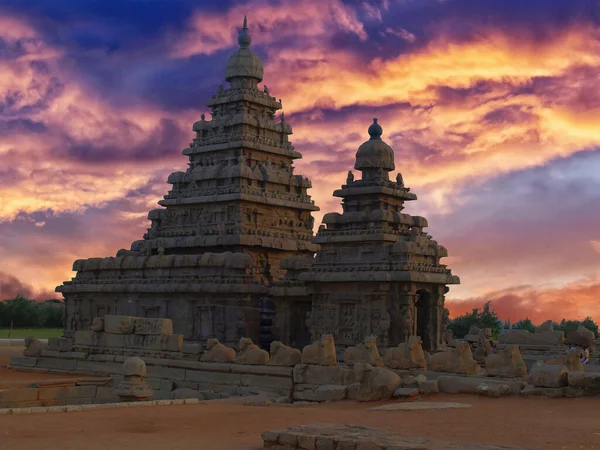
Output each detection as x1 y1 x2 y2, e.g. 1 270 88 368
446 276 600 323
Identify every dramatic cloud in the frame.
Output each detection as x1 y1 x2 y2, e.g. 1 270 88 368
446 277 600 324
1 0 600 322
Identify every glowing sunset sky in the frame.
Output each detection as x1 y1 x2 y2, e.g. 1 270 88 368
1 0 600 323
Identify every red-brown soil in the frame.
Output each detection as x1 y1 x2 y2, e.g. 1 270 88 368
0 393 599 449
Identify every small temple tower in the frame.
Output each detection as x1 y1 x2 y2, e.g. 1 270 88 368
274 119 459 352
56 18 319 348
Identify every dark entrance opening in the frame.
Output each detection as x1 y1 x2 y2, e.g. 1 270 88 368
415 289 432 351
259 296 276 349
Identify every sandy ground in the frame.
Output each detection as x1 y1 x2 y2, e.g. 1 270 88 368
1 395 599 450
1 348 599 450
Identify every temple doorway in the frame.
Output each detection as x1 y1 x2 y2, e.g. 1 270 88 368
415 289 432 351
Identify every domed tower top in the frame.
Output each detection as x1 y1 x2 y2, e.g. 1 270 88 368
354 118 396 175
225 16 264 84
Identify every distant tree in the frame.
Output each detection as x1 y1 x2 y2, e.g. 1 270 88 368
0 296 64 328
553 317 598 338
513 317 536 333
448 301 501 338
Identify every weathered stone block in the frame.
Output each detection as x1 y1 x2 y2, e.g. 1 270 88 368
170 388 204 400
38 386 97 400
74 330 94 346
47 338 60 351
0 388 39 403
96 387 118 401
263 424 525 449
418 380 439 394
192 362 232 373
89 354 116 362
104 315 136 334
567 372 600 396
293 384 347 402
146 365 186 381
240 374 293 392
182 342 203 356
438 376 524 395
485 345 527 378
528 365 568 388
58 338 74 352
520 385 564 398
393 387 419 398
76 360 123 374
231 364 293 377
144 334 183 352
104 333 127 348
9 356 38 368
293 364 355 386
124 334 145 349
134 317 173 335
185 370 241 385
36 358 78 371
174 381 200 390
40 350 87 360
476 383 512 397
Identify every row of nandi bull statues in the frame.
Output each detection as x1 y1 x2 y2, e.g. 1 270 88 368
196 332 529 378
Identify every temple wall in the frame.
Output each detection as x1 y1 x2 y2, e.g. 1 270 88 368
63 293 263 347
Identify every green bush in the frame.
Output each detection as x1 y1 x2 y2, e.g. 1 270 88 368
553 317 598 338
513 317 536 333
448 301 502 339
0 296 64 328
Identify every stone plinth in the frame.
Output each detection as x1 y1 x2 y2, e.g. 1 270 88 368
114 357 153 402
262 423 524 449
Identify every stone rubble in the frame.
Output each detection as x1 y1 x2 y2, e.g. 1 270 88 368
261 423 525 449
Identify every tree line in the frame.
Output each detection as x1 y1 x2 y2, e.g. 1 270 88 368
447 301 599 339
1 296 598 339
0 296 64 328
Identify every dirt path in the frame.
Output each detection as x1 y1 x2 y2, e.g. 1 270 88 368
1 395 599 450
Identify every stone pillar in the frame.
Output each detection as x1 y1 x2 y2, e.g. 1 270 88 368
389 292 415 346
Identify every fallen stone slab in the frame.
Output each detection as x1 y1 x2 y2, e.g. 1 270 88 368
476 383 512 398
519 385 564 398
262 423 524 449
370 401 472 411
418 379 439 394
392 387 419 398
438 376 524 395
528 365 568 388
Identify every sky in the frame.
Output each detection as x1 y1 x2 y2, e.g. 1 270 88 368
1 0 600 324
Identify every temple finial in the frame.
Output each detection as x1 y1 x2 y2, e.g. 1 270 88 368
238 16 251 48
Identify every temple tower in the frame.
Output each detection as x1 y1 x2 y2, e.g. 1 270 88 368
57 18 319 348
275 119 459 352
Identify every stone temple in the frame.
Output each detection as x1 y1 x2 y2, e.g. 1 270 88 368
56 18 459 353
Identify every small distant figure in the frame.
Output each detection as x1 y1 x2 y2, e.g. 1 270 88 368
346 170 354 184
396 172 404 187
565 344 575 354
263 85 270 95
581 346 590 365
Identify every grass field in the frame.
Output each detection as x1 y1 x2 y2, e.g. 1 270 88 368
0 328 63 339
